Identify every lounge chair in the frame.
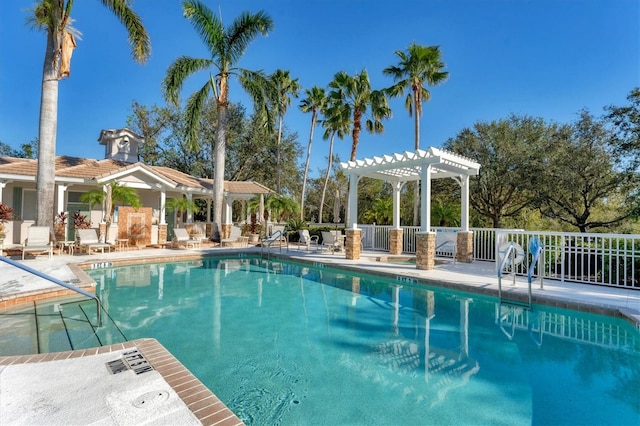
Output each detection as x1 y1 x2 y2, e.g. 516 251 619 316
221 225 248 247
321 231 344 254
295 229 319 251
22 226 53 260
173 228 201 249
77 228 112 254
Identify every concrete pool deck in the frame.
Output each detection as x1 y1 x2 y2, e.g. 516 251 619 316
1 245 639 424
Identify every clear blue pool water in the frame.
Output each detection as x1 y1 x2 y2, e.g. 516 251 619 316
87 257 640 425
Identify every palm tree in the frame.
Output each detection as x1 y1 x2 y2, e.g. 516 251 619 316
384 43 448 225
328 69 391 162
269 69 301 194
163 2 273 241
328 69 390 224
80 181 141 240
29 0 150 228
299 86 327 220
318 101 351 223
166 196 198 225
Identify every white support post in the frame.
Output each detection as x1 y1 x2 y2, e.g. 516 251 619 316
224 197 232 225
420 165 432 231
392 181 402 230
186 193 194 223
461 175 470 232
0 182 6 204
56 184 67 216
159 188 166 225
348 174 359 229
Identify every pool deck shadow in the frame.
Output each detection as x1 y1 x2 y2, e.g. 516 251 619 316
1 244 639 425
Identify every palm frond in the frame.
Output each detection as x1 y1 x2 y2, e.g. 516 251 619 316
184 80 214 151
226 10 274 65
182 0 225 59
99 0 151 64
162 56 215 106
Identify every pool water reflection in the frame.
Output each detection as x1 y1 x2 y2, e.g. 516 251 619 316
88 257 640 425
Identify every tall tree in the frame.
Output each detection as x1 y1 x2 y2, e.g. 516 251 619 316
299 86 326 220
162 2 273 241
269 69 300 194
328 69 390 224
29 0 150 228
328 69 391 162
604 87 640 170
444 115 551 228
318 100 351 223
537 111 639 232
384 43 449 225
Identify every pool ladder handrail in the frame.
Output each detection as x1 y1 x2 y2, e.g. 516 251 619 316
0 256 102 326
260 230 287 259
497 242 532 308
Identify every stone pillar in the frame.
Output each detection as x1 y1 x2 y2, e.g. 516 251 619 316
158 224 168 245
389 229 403 255
416 232 436 270
345 228 361 260
98 222 107 242
222 223 232 239
456 231 474 263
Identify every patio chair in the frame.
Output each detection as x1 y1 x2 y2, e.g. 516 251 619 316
22 226 53 260
77 228 112 254
321 231 343 254
295 229 319 251
221 225 248 247
173 228 201 249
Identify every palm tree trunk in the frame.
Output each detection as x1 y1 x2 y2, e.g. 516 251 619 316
36 31 61 227
413 96 421 226
319 133 335 224
212 103 227 242
300 111 317 220
276 115 283 194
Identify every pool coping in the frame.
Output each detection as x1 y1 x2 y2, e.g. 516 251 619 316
0 338 243 426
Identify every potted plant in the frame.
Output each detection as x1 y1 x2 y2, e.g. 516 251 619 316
0 202 14 241
247 212 261 244
54 211 67 241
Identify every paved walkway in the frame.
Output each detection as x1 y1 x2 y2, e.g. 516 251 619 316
1 245 639 425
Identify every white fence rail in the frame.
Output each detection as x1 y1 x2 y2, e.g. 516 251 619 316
357 224 639 289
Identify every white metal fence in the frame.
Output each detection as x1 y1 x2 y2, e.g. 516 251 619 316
357 224 639 289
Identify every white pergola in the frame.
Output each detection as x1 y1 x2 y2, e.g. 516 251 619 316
341 147 480 231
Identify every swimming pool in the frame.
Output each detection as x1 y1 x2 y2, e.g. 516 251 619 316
87 257 640 425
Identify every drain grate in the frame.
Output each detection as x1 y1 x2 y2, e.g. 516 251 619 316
106 348 154 375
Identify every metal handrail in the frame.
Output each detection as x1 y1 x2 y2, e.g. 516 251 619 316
260 230 287 259
497 242 532 307
0 256 102 326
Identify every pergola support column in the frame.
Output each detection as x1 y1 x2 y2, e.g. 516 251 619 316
389 229 403 255
345 228 361 260
456 231 474 263
416 231 436 270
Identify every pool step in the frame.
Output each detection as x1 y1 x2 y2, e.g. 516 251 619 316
0 297 127 356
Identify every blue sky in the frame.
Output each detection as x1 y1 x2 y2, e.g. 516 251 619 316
0 0 638 177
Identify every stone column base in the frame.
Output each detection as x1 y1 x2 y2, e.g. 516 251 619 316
221 224 232 240
456 231 474 263
98 223 107 242
389 228 403 255
416 232 436 270
158 224 168 245
345 229 361 260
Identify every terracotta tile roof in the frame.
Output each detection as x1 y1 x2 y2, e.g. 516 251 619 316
0 155 274 196
225 180 272 194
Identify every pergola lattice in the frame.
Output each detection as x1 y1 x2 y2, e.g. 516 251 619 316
341 147 480 231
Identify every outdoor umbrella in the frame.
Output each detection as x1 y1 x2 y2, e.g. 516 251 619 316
333 189 341 224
